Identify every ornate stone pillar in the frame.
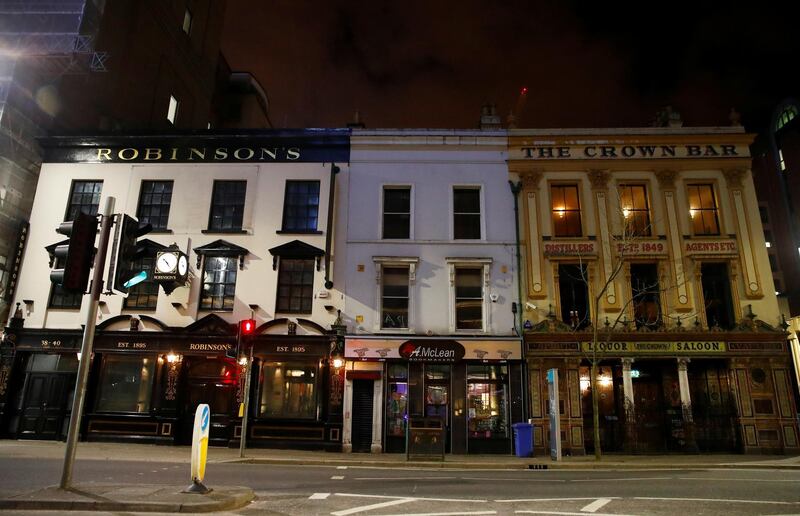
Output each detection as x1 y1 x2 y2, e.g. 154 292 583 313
588 169 620 312
656 170 693 315
723 168 762 299
677 358 698 452
621 358 637 453
516 167 547 300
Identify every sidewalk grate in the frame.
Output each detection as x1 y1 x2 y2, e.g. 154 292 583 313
528 464 548 470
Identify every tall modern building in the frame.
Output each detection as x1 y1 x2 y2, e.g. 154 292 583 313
0 0 228 317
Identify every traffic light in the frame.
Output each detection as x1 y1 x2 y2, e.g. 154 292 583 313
240 319 256 336
110 214 152 295
50 212 98 292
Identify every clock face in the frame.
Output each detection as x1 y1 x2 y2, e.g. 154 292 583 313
177 255 188 276
156 252 178 273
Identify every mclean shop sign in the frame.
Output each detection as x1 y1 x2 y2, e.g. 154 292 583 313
517 143 745 160
38 130 351 164
399 340 466 362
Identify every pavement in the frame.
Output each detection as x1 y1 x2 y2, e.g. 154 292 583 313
0 439 799 512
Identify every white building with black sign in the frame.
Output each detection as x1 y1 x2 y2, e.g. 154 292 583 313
0 130 350 451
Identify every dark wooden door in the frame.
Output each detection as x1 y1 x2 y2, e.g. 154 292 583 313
634 380 666 452
351 380 374 452
19 373 72 439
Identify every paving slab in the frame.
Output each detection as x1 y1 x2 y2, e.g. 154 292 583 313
0 483 254 513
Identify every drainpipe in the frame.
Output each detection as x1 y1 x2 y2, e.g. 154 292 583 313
509 180 528 425
324 163 340 289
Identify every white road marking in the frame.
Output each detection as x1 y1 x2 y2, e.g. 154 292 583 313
461 477 566 483
580 498 612 513
354 476 458 481
634 497 796 505
334 493 487 503
497 498 620 503
678 476 800 483
310 492 331 500
571 477 672 482
378 512 496 516
331 497 414 516
338 466 348 469
514 511 628 516
331 475 345 480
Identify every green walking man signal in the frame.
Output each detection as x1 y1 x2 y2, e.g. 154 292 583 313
109 214 152 295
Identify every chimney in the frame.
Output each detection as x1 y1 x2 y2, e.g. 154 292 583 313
479 103 502 130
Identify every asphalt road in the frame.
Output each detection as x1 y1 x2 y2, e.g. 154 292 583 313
1 458 799 515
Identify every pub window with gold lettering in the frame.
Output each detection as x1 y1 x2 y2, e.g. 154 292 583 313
551 184 582 237
687 184 720 236
619 184 651 237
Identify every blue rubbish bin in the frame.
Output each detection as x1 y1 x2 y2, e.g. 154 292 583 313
512 422 533 457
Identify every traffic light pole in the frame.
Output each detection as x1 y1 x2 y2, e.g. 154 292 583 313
60 196 115 490
239 342 253 458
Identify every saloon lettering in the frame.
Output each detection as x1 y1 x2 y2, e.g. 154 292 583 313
95 146 301 162
522 144 739 160
582 341 725 353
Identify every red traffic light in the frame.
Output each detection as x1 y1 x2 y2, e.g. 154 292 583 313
240 319 256 335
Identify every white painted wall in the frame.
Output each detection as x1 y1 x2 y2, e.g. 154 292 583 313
14 160 347 330
341 130 519 337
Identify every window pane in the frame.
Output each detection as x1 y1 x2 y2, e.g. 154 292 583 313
386 381 408 436
558 264 589 329
551 185 582 237
96 356 155 413
209 181 246 231
276 258 314 314
65 180 102 221
258 362 317 418
467 382 507 438
200 256 237 310
282 181 321 231
383 187 411 239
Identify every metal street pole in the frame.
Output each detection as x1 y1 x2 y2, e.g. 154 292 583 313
239 342 253 458
60 197 115 490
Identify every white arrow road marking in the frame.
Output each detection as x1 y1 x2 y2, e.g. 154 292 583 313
634 497 796 505
331 497 414 516
310 492 331 499
580 498 612 513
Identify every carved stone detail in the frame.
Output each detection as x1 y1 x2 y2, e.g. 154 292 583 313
587 169 610 190
521 169 544 191
655 169 677 189
723 168 746 189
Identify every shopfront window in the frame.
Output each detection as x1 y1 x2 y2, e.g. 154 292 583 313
467 365 508 439
96 355 155 413
258 361 318 419
425 364 450 421
386 363 408 437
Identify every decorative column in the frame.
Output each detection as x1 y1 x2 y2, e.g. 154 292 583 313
517 167 547 300
621 358 637 453
588 169 619 311
723 168 762 299
677 358 698 452
656 170 693 314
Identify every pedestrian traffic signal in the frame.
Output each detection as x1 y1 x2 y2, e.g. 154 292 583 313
240 319 256 336
110 214 152 295
49 212 98 292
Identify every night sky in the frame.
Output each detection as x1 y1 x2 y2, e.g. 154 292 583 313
222 2 800 131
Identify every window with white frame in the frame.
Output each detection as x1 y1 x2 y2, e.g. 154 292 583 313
447 258 491 332
374 257 418 331
453 187 481 239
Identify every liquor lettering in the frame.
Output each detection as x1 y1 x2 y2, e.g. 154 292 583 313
685 241 737 253
543 242 595 255
617 242 665 254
